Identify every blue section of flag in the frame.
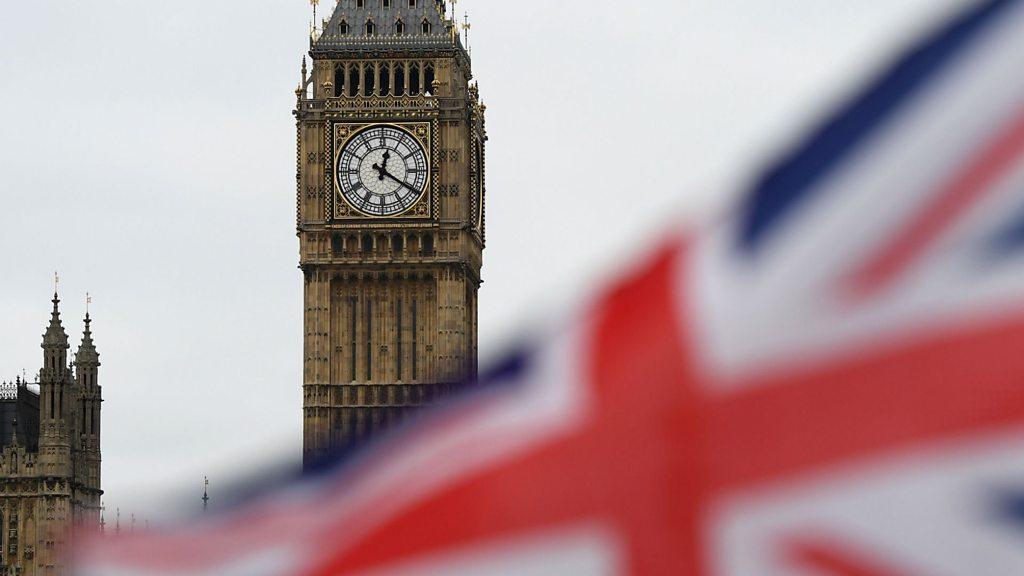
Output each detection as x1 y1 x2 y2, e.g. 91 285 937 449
987 200 1024 257
475 345 534 390
738 0 1015 257
994 490 1024 530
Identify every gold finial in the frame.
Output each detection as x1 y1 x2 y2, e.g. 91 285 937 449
462 11 471 52
86 293 92 315
449 0 458 41
309 0 321 40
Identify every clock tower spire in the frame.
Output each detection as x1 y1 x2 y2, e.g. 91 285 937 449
296 0 486 468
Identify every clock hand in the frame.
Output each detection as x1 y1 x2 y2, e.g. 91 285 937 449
380 167 423 195
372 151 392 181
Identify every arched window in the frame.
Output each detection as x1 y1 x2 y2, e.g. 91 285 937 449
409 0 417 7
421 19 432 34
383 0 392 8
348 66 360 97
363 64 376 96
394 64 406 96
339 19 349 34
424 63 435 95
379 63 391 96
409 63 421 95
356 0 365 7
365 20 376 36
395 19 406 35
333 64 345 97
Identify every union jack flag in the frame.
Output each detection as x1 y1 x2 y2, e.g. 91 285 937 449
75 0 1024 573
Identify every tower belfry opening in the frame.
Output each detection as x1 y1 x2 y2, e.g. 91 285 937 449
297 0 486 468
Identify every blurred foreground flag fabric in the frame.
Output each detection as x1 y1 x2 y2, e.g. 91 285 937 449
75 0 1024 574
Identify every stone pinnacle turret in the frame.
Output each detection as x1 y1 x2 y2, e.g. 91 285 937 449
42 293 69 350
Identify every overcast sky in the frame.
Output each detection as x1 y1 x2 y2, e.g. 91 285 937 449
0 0 969 521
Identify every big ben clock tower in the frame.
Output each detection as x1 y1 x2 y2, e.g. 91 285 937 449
295 0 486 467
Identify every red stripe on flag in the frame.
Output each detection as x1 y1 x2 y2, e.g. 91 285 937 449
787 538 920 576
704 311 1024 493
844 105 1024 299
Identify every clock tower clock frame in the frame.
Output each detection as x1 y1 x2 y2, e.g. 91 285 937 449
295 0 486 467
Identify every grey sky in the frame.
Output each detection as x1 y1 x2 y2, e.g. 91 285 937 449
0 0 968 520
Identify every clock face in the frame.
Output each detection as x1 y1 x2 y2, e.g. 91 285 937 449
336 125 429 217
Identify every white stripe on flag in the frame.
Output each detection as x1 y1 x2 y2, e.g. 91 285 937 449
354 523 625 576
74 546 300 576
